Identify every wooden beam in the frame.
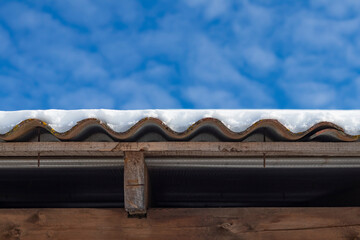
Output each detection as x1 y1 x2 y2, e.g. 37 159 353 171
124 152 148 216
1 142 360 157
0 208 360 240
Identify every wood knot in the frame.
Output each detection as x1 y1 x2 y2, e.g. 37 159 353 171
47 231 54 238
27 212 46 225
344 230 360 240
219 222 233 230
0 223 21 240
243 222 255 231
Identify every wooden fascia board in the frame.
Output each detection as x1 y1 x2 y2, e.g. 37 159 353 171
0 142 360 157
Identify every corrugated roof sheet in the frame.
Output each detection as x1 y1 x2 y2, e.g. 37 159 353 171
1 118 359 142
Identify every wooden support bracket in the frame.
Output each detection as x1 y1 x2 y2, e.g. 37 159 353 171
124 151 148 217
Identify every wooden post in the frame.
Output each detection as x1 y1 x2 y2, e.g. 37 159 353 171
124 151 148 217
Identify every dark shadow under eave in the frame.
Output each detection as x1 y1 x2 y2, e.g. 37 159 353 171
0 166 360 208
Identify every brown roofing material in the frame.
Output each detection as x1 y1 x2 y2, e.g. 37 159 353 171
0 118 359 142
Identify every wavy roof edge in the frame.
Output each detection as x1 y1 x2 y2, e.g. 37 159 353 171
1 118 359 142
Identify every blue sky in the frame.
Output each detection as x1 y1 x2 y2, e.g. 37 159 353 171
0 0 359 110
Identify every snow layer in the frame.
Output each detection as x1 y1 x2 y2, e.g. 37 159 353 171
0 109 360 135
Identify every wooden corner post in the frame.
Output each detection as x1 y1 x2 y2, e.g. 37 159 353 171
124 151 148 217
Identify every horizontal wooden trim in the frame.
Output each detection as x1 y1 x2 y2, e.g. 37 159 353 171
0 142 360 157
1 207 360 240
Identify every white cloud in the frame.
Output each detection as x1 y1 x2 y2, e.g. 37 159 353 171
187 35 247 83
49 88 115 109
310 0 360 19
184 86 240 108
46 47 108 81
232 2 274 44
184 0 231 20
186 35 275 107
282 82 337 108
110 79 180 109
50 0 112 28
96 32 143 75
283 54 355 84
291 16 355 51
144 61 174 80
243 46 278 73
108 62 181 109
338 77 360 108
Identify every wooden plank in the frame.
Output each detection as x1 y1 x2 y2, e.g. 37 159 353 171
1 142 360 157
0 208 360 240
124 152 148 216
0 142 121 157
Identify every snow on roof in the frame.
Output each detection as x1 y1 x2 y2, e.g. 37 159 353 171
0 109 360 135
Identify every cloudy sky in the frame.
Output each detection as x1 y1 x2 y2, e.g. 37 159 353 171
0 0 359 110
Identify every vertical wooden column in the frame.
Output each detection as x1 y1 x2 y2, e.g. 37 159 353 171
124 151 148 217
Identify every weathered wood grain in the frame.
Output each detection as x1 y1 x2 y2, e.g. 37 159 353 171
124 152 148 216
0 208 360 240
1 142 360 157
